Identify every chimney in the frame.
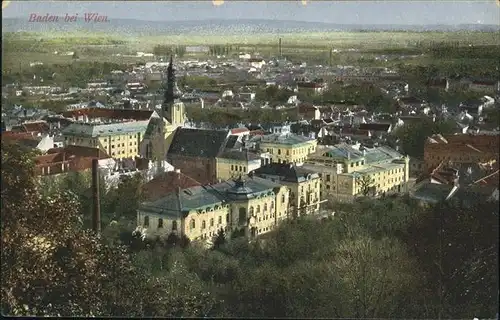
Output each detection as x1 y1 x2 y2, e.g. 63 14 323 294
91 158 101 235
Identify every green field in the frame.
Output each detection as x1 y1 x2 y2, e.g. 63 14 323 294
2 30 499 77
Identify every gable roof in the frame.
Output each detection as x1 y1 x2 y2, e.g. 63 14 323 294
167 128 229 158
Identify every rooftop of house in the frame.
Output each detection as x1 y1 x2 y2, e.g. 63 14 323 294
425 134 500 153
45 145 111 161
62 107 153 121
61 120 150 137
11 120 51 134
217 149 261 162
251 163 320 183
358 123 391 132
259 132 316 146
139 175 281 216
320 143 403 163
167 128 229 159
142 170 203 202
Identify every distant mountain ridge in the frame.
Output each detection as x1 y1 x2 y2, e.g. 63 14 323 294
2 17 499 35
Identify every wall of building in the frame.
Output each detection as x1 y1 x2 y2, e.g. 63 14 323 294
64 131 145 159
215 158 261 181
261 140 317 164
168 155 217 184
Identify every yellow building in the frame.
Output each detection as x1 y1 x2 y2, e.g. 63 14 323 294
137 175 290 243
215 149 262 181
250 132 317 165
251 163 323 217
62 120 149 159
303 143 410 202
140 104 186 161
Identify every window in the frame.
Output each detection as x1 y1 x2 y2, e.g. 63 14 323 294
326 174 331 181
239 208 246 225
286 150 289 155
172 221 178 231
210 218 214 227
281 194 285 203
202 220 206 229
218 216 222 225
231 165 234 170
256 205 261 213
158 218 163 228
249 206 254 216
278 149 281 155
226 214 229 222
351 163 354 167
143 216 149 227
190 219 195 229
239 166 243 171
270 201 274 212
264 203 268 212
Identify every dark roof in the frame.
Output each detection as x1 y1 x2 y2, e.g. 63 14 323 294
358 123 391 132
224 135 239 149
167 128 228 158
252 163 320 183
218 149 261 161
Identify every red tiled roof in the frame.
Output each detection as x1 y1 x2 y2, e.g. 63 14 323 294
230 128 249 134
1 131 39 141
22 121 50 134
249 130 265 136
61 107 153 121
142 170 202 202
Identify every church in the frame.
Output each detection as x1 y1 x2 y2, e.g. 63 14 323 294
139 56 187 162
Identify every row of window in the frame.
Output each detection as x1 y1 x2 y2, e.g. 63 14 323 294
191 214 229 230
230 165 247 172
143 216 177 230
266 146 315 156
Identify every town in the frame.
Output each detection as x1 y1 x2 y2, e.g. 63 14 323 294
2 1 499 318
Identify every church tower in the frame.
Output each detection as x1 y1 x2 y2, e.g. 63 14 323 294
162 56 186 127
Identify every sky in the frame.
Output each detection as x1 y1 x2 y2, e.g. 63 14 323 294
2 1 500 25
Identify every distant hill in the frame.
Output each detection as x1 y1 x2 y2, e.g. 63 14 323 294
2 17 499 36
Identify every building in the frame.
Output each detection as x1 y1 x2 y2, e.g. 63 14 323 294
303 143 410 202
297 104 321 121
34 145 112 177
167 128 229 184
296 81 327 94
468 79 500 93
136 175 290 243
1 131 56 153
140 56 187 168
216 149 262 181
142 169 203 202
249 132 318 165
252 163 322 217
61 120 149 159
424 134 500 172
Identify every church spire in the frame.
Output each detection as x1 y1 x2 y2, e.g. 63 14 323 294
164 55 176 106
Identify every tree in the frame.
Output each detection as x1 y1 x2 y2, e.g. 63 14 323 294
402 201 499 318
212 228 226 250
332 236 429 318
356 174 375 196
